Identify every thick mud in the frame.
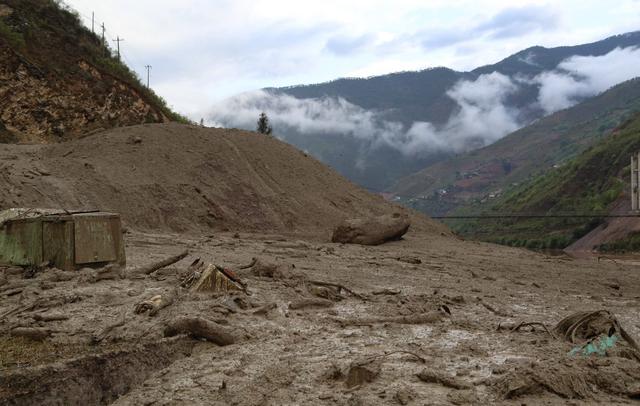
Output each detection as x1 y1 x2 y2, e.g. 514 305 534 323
1 230 639 405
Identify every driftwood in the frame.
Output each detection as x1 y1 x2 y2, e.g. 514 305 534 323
134 293 175 316
1 294 84 322
252 302 277 315
337 311 444 327
164 317 237 345
416 368 470 389
11 327 52 341
33 313 69 322
132 250 188 276
289 298 334 310
307 280 365 300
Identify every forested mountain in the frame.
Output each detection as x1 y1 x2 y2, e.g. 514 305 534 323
210 32 640 191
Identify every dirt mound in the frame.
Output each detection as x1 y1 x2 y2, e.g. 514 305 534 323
0 123 447 238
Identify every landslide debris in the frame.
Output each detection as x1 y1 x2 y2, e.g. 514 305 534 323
0 123 447 238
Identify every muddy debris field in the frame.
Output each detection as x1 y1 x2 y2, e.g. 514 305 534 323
0 229 639 406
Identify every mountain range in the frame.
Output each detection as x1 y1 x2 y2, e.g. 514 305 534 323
393 77 640 215
208 31 640 192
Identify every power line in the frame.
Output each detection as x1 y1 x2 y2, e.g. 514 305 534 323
112 36 124 60
144 65 152 88
432 214 640 219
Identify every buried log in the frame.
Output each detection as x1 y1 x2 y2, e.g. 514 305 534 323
307 280 366 300
252 302 277 315
336 310 445 327
131 250 189 276
289 298 334 310
416 368 471 390
164 317 237 346
11 327 52 341
331 213 410 245
32 313 69 322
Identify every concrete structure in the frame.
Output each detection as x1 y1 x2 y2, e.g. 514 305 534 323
633 153 640 212
0 209 126 271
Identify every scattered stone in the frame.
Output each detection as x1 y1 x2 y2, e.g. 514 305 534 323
416 368 471 389
397 256 421 264
331 213 410 246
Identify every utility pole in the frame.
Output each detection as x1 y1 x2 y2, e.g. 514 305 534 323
112 36 124 60
101 23 105 46
144 65 152 88
91 12 94 34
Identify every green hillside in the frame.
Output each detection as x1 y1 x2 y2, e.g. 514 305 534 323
394 78 640 214
449 111 640 250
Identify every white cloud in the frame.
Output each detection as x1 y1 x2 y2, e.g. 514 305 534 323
208 46 640 157
63 0 640 116
534 47 640 113
208 72 520 155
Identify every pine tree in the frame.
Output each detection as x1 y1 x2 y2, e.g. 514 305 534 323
256 112 273 135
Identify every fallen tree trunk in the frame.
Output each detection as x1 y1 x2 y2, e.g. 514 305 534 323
131 250 188 276
164 317 237 346
11 327 52 341
289 298 334 310
32 313 69 322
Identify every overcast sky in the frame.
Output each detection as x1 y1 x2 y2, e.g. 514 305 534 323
65 0 640 119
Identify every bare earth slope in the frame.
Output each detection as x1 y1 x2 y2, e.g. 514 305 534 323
0 123 446 238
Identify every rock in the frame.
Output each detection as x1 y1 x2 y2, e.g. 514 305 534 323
416 368 471 389
394 388 414 405
332 213 410 245
397 255 421 264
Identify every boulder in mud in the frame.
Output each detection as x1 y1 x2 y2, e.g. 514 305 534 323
331 213 410 245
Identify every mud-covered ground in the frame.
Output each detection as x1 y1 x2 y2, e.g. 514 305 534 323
1 230 639 405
